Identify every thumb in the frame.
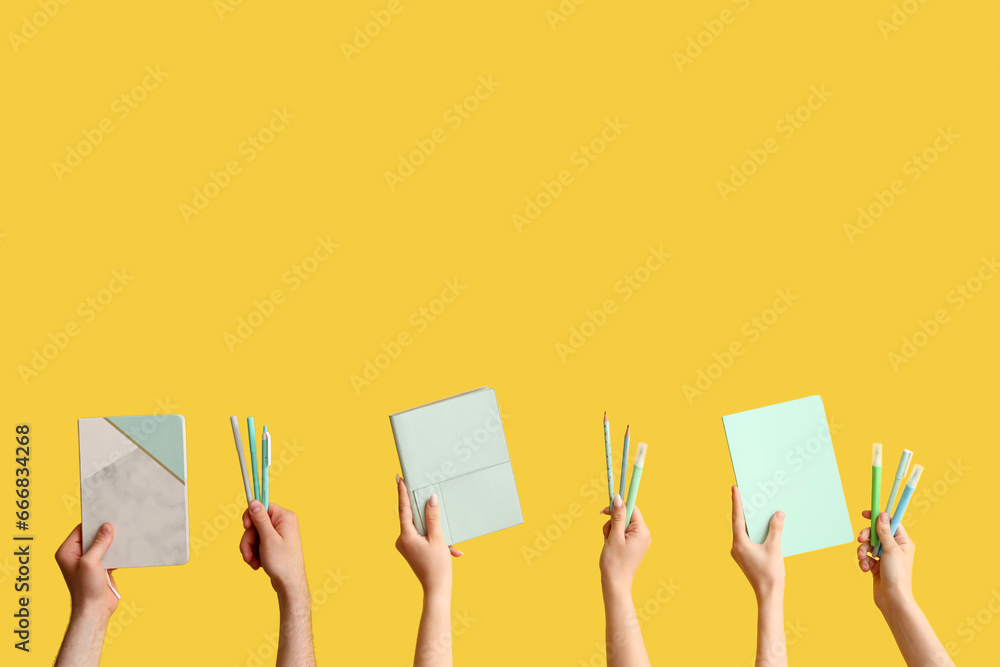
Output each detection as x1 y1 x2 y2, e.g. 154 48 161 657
874 512 897 554
424 494 444 542
609 494 626 540
764 511 784 551
248 501 279 542
83 523 114 563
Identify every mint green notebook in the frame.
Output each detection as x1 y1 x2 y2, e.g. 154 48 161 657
390 387 523 546
722 396 853 557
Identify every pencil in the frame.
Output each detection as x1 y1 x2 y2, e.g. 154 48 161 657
604 412 614 510
619 425 630 499
230 416 253 504
248 417 260 502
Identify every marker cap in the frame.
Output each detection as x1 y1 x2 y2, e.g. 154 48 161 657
906 464 923 488
634 441 648 466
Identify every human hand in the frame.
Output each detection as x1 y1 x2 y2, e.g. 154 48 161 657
730 486 785 601
395 475 461 595
856 510 915 614
599 494 652 593
55 523 120 620
240 501 308 597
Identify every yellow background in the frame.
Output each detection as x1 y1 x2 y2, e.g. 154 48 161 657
3 0 998 664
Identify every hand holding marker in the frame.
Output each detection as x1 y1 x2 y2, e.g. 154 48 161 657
602 411 647 524
868 443 924 558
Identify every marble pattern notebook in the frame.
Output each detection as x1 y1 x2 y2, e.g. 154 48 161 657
78 415 190 568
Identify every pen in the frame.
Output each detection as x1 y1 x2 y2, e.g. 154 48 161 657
230 416 253 504
619 425 630 499
604 412 614 510
625 441 646 525
262 428 270 512
875 464 923 557
248 417 260 502
871 443 882 551
884 449 913 515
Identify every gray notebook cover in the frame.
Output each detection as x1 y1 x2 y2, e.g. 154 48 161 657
390 387 523 545
722 396 853 557
78 415 190 568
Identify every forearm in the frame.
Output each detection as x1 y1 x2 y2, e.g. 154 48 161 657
881 599 955 667
276 585 316 667
414 587 453 667
602 579 651 667
754 591 787 667
54 609 110 667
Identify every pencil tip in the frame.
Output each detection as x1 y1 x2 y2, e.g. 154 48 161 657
604 411 608 422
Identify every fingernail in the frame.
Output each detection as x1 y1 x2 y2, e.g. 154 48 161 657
430 493 438 507
455 549 464 556
879 512 889 524
250 501 263 514
395 474 401 484
100 524 111 536
614 494 623 509
599 507 608 515
776 511 785 520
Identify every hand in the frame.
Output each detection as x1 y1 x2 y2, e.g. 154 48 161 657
730 486 785 600
395 475 461 594
599 494 651 592
55 523 120 619
240 501 308 596
856 510 915 614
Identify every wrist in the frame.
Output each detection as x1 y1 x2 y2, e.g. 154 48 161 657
422 581 452 604
275 578 311 608
879 591 918 621
601 574 633 601
70 601 113 626
753 582 785 606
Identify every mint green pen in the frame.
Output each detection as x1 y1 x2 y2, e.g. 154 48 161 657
248 417 260 502
871 443 882 551
625 442 647 524
262 427 270 511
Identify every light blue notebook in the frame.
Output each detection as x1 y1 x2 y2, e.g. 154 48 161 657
722 396 853 557
390 387 523 546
